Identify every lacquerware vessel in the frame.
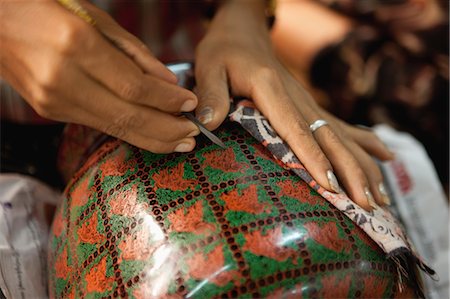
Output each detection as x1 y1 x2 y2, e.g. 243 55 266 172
48 63 417 299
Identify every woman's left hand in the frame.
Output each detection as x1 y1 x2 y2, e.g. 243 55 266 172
194 0 394 211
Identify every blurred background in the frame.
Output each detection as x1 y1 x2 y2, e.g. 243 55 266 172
271 0 449 195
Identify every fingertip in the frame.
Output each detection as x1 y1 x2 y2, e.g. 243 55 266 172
197 106 214 125
142 58 178 84
196 101 229 130
376 141 396 161
181 98 198 112
371 135 396 161
363 187 377 212
174 138 196 153
384 149 396 161
164 69 178 85
181 117 201 136
350 126 396 161
193 65 229 130
305 157 335 194
326 170 342 193
378 182 392 206
187 128 201 137
153 64 178 84
345 185 375 212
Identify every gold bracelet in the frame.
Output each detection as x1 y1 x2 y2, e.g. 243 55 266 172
57 0 96 25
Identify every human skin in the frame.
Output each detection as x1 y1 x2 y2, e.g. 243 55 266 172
0 0 200 153
194 0 393 210
0 0 392 210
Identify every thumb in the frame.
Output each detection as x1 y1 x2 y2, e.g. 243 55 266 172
194 66 230 130
80 0 177 84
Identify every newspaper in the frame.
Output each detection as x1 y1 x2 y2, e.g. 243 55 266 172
0 174 60 299
375 125 449 299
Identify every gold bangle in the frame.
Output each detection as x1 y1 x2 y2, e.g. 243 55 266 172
57 0 96 25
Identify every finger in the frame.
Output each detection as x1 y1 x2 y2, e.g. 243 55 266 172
346 125 395 161
80 0 177 84
78 33 197 112
248 69 335 193
82 106 198 153
194 63 230 129
112 75 198 113
345 141 391 206
320 110 395 161
311 123 375 211
59 67 200 152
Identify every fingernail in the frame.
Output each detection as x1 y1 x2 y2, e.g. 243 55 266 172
327 170 341 193
388 149 396 159
364 187 377 209
378 183 391 205
181 99 197 112
174 143 193 152
356 124 372 131
197 106 213 125
382 142 396 159
187 130 200 137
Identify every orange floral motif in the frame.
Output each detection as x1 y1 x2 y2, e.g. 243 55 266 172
303 222 351 253
187 245 240 286
71 177 90 207
65 139 121 184
243 227 298 264
221 185 267 214
85 256 114 294
109 185 147 218
67 287 75 299
319 275 352 298
100 146 132 177
55 247 71 279
203 148 244 172
168 201 214 234
361 275 389 298
152 163 195 191
118 230 153 261
78 212 105 244
52 209 64 237
277 180 319 205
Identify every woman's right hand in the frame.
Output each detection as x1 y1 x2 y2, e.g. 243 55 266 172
0 0 199 153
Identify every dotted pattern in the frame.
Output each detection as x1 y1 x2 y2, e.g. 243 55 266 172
48 122 408 299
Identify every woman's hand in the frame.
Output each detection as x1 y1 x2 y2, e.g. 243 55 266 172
0 0 199 153
195 0 394 210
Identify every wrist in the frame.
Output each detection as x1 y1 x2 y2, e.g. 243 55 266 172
209 0 275 33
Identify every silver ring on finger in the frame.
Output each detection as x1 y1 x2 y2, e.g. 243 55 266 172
309 119 329 133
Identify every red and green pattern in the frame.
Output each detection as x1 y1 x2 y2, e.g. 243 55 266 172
48 122 416 298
